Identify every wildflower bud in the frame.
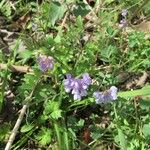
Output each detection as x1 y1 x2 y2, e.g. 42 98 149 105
93 86 118 104
121 9 128 17
119 9 128 28
64 73 91 100
37 54 54 72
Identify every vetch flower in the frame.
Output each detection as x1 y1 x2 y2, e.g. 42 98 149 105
64 74 74 93
119 9 128 28
81 73 92 89
37 54 54 72
119 19 128 28
93 86 118 104
121 9 128 17
64 73 91 100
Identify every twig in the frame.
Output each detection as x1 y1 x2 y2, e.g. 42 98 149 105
5 79 40 150
5 104 28 150
0 63 33 73
57 11 69 36
60 11 69 29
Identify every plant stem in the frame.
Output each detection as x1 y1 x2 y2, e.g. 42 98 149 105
0 68 8 112
0 63 33 73
5 104 28 150
5 79 40 150
54 122 62 150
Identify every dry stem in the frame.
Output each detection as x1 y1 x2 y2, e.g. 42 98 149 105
5 104 28 150
0 63 33 73
5 80 39 150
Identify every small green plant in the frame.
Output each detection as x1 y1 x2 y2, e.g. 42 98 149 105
0 0 150 150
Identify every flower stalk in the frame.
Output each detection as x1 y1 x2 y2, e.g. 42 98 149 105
5 79 40 150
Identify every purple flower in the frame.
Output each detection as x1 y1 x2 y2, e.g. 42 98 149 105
93 86 118 104
119 9 128 28
121 9 128 17
82 73 92 89
37 54 54 72
64 73 91 100
119 19 128 28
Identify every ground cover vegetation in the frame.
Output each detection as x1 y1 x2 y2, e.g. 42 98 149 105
0 0 150 149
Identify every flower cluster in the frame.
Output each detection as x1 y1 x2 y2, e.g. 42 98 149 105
37 54 54 72
93 86 118 104
121 9 128 17
64 73 91 100
119 9 128 28
37 55 118 103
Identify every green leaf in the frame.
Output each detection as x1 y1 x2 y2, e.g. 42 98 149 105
100 45 117 62
0 123 11 141
118 128 127 150
143 124 150 137
0 1 12 18
19 75 36 91
44 101 62 119
44 101 59 114
54 35 61 43
43 2 66 26
0 0 6 9
21 124 34 133
0 92 3 113
142 85 150 91
73 2 90 17
76 16 83 29
19 50 33 59
139 96 150 109
50 109 62 119
36 127 52 145
143 1 150 14
46 34 55 45
63 130 70 150
118 86 150 98
91 127 103 140
105 0 115 4
77 119 84 128
106 27 116 36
